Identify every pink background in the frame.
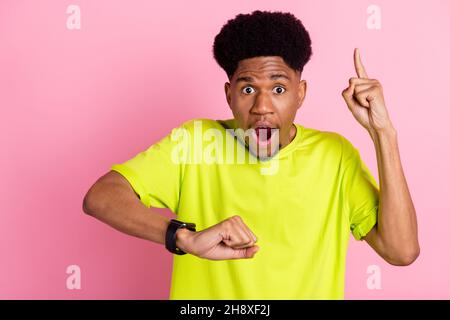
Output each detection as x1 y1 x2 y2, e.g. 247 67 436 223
1 0 449 299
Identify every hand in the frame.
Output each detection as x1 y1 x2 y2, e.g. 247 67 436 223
175 215 259 260
342 48 394 134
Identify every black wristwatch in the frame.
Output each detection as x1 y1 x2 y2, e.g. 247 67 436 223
165 219 196 255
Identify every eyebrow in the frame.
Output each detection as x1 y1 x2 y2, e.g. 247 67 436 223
235 73 291 83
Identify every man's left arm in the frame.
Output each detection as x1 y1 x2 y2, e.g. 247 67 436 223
342 48 420 266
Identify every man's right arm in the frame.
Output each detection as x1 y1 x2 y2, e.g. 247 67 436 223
82 170 171 245
82 171 260 260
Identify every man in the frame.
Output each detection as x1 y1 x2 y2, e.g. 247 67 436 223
83 10 419 299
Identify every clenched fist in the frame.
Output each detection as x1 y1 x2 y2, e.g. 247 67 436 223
175 215 259 260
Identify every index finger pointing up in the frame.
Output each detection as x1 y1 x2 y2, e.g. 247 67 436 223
354 48 369 79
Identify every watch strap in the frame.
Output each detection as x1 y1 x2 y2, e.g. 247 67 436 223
165 219 196 255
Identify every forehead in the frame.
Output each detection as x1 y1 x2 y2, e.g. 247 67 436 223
232 56 299 82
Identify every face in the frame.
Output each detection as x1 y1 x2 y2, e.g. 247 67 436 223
224 56 307 158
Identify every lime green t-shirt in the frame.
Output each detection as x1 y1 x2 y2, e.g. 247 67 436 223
111 118 379 299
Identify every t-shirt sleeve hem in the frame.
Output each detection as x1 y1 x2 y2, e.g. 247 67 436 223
351 206 378 241
110 164 151 208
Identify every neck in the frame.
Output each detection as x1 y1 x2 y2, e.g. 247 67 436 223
281 123 297 149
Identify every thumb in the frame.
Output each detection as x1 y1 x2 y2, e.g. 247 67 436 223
231 245 260 259
342 87 357 111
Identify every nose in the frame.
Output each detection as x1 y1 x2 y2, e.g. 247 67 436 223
250 91 274 116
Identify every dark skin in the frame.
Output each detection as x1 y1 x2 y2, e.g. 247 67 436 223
224 56 307 156
84 53 418 263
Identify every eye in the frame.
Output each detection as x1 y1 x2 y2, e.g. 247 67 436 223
242 86 255 95
273 86 286 94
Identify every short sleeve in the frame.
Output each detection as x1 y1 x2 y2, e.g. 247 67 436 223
340 137 380 240
110 125 186 213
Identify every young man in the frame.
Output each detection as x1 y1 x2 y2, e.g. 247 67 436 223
83 10 419 299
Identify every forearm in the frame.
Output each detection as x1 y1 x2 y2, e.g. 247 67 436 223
83 182 170 245
369 126 419 257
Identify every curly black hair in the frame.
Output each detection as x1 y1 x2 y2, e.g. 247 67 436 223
213 10 312 79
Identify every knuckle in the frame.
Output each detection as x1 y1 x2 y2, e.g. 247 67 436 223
222 219 233 230
225 217 236 225
232 215 243 223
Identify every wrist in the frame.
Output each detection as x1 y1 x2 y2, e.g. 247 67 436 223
165 219 196 255
175 227 195 253
369 124 397 141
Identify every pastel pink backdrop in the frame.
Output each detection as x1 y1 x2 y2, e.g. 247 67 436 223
1 0 449 299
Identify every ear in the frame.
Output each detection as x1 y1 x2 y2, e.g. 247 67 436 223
297 80 307 110
224 82 232 108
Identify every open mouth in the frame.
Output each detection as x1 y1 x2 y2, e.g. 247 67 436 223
252 127 276 146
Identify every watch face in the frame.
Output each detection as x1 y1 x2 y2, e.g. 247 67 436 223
172 219 185 226
172 219 196 231
185 223 196 231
